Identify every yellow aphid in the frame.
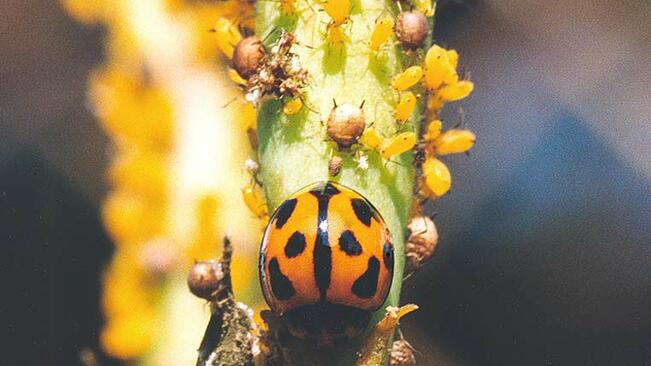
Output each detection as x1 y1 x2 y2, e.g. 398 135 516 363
416 0 436 17
323 0 349 26
283 98 303 115
395 91 417 124
239 101 257 130
213 17 242 59
422 157 451 196
392 66 424 91
360 128 383 150
424 44 447 69
427 95 444 111
327 23 346 47
434 129 476 155
370 17 394 51
228 68 247 86
280 0 296 13
437 80 474 101
242 184 268 219
424 45 457 91
381 132 417 159
424 119 442 141
446 49 459 69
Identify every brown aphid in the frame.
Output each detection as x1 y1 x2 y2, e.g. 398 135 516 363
405 215 438 272
326 102 366 148
187 260 225 300
232 36 266 79
390 340 417 366
328 155 343 176
395 11 428 50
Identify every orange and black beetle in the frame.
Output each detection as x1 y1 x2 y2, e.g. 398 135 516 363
259 181 394 341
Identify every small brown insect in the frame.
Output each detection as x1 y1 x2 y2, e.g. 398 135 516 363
232 36 266 79
395 11 428 50
389 340 417 366
328 155 343 176
405 215 438 272
326 102 366 148
245 32 308 104
187 260 225 300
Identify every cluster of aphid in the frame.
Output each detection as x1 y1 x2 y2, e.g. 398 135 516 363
206 1 475 363
314 4 476 206
211 18 312 219
213 19 309 107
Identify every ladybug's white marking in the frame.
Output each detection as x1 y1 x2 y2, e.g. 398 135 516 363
319 219 328 233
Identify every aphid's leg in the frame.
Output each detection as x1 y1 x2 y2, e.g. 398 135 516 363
415 215 429 235
396 326 405 340
262 26 282 43
299 95 319 114
452 107 465 129
220 96 238 109
395 0 403 13
402 270 416 281
301 0 318 15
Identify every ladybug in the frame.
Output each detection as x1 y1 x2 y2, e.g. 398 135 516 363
259 181 394 341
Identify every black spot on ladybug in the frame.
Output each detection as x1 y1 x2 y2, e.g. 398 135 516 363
351 198 376 226
268 257 295 300
285 231 306 258
275 198 297 229
383 242 394 271
352 256 379 299
338 230 362 256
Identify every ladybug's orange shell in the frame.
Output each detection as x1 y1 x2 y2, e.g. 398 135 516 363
259 181 394 334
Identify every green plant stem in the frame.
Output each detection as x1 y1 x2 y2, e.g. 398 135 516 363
256 0 427 364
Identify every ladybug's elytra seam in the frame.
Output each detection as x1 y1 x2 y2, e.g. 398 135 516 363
310 182 340 300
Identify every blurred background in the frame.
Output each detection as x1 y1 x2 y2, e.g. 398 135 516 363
1 0 649 365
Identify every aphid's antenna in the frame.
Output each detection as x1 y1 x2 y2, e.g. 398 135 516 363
386 159 409 168
359 100 366 109
332 98 338 107
262 26 281 43
300 95 319 114
397 327 405 340
221 97 238 109
452 107 466 129
402 270 415 281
